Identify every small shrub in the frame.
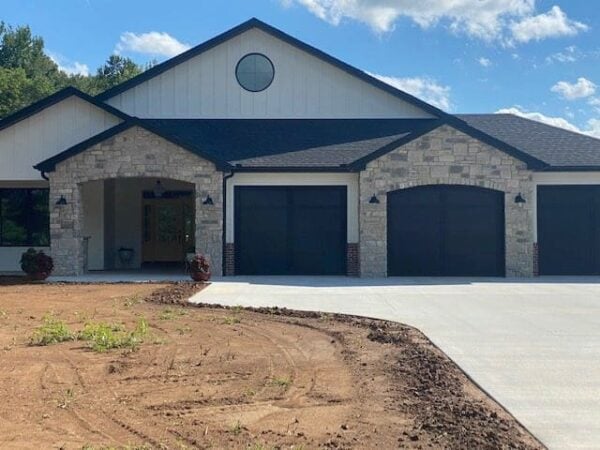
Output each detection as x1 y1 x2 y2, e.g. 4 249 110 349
189 254 211 281
30 315 75 346
20 248 54 279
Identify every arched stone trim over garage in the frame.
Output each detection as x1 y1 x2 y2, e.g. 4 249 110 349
359 125 534 277
48 126 223 276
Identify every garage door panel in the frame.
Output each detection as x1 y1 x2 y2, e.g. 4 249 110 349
235 186 347 275
538 186 599 275
388 185 505 277
235 188 289 275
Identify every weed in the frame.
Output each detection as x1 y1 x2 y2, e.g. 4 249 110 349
159 308 188 320
79 318 149 352
30 315 75 346
123 295 142 308
270 376 292 389
175 325 192 335
231 305 244 314
229 420 243 435
58 388 76 409
222 316 241 325
0 310 7 320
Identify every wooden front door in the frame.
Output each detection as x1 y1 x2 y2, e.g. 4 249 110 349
142 197 194 263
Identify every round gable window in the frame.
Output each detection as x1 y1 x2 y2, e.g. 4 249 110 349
235 53 274 92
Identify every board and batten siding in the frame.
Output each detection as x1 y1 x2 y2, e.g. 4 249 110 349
0 96 123 181
105 28 433 119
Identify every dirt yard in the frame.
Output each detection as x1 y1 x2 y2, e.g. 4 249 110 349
0 281 543 449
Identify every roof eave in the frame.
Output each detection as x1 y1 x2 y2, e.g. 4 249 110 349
0 86 130 133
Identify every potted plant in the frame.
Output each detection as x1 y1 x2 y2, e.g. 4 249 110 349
189 254 211 282
20 248 54 281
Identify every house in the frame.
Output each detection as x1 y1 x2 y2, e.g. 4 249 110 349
1 18 600 278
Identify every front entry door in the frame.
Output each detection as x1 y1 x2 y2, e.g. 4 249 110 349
142 197 193 263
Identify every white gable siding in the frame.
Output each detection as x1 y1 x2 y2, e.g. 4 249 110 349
106 28 434 119
0 96 122 180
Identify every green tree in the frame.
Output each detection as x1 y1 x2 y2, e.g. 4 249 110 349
89 54 144 94
0 22 146 118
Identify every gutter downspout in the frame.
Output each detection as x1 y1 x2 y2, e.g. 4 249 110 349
222 170 235 276
41 171 49 181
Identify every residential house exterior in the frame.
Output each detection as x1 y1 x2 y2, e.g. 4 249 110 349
2 18 600 278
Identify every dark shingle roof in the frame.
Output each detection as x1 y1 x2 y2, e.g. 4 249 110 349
458 114 600 169
140 119 440 169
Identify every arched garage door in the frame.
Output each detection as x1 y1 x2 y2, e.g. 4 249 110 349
387 185 505 276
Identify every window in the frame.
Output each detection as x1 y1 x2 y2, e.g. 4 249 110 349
0 189 49 246
235 53 275 92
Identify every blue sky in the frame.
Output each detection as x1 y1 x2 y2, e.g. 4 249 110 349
2 0 599 135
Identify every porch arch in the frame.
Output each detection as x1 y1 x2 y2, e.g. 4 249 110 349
47 126 223 276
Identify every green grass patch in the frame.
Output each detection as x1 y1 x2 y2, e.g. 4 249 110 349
30 315 75 346
78 318 150 352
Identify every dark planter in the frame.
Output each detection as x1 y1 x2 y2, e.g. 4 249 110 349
190 271 211 282
28 272 50 281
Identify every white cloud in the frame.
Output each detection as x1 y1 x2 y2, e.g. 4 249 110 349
478 57 492 67
546 45 579 64
281 1 587 43
510 6 588 43
497 107 600 138
368 72 451 110
587 119 600 138
551 77 597 100
115 31 190 57
589 97 600 113
47 52 90 76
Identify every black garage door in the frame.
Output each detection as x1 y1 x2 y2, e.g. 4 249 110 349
235 186 347 275
388 185 505 276
538 185 600 275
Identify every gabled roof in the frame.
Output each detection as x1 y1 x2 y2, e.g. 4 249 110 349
35 118 443 172
458 114 600 171
34 119 231 173
0 86 130 132
95 18 448 119
141 119 442 170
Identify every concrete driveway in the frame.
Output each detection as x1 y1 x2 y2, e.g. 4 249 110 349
190 276 600 449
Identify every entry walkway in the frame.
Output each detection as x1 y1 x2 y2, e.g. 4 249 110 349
190 276 600 449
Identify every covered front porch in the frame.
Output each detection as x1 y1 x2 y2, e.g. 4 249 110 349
81 177 198 273
43 125 223 277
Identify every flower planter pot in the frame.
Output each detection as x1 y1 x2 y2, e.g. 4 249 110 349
190 271 211 282
28 272 50 281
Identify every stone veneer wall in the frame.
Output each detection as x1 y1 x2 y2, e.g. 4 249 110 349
359 125 535 277
49 126 223 276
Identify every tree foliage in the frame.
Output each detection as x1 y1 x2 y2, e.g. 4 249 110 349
0 22 145 119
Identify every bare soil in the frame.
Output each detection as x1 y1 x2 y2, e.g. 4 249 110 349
0 281 543 449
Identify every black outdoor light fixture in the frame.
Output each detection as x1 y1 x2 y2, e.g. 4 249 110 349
202 195 214 206
514 193 526 204
55 195 67 206
153 180 165 198
369 194 380 204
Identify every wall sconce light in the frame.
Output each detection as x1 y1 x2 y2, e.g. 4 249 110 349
55 195 67 206
514 193 526 204
202 195 214 206
153 180 165 198
369 194 380 204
